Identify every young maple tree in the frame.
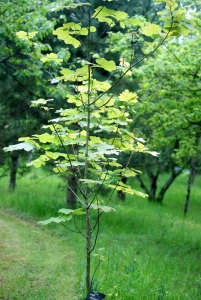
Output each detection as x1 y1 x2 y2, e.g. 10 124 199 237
4 0 192 296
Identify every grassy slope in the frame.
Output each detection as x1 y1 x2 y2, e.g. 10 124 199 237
0 211 78 300
0 170 201 299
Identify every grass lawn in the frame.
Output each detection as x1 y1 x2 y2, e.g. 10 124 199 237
0 170 201 299
0 210 78 300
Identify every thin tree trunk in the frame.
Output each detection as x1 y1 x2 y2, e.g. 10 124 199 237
86 207 91 293
184 160 195 215
66 168 77 208
9 154 19 191
156 168 183 203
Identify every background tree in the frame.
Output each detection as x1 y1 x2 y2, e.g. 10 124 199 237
131 14 201 204
0 0 72 190
101 0 198 202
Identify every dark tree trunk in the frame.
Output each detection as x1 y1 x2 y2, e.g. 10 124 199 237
147 170 159 201
156 168 183 203
184 160 195 215
9 154 19 191
136 174 149 195
117 176 127 201
136 172 158 200
66 168 77 209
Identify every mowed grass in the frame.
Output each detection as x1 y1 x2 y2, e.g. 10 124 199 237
0 169 201 299
0 211 78 300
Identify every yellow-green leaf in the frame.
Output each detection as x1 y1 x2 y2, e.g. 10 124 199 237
90 204 116 212
165 1 178 11
141 24 162 37
16 31 38 40
40 53 63 64
119 90 138 103
96 58 116 72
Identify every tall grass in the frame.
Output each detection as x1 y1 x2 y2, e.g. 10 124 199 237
1 169 201 299
0 168 66 219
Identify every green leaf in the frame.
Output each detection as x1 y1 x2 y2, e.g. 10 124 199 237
55 161 85 169
18 137 40 149
53 24 81 48
73 208 86 215
176 25 190 36
3 142 34 152
89 161 102 170
108 182 148 198
173 8 186 22
27 157 47 168
93 6 128 26
38 215 72 225
58 208 74 215
90 79 111 91
90 136 104 144
126 17 145 27
92 6 115 26
119 90 138 103
165 1 178 11
96 58 116 71
90 204 116 212
141 24 162 37
60 68 76 80
44 152 65 160
63 35 80 48
16 31 38 40
67 95 82 106
33 133 59 144
95 97 115 108
31 98 54 107
122 169 138 177
89 26 97 32
79 28 88 35
40 53 63 64
64 2 91 9
79 179 103 184
28 31 38 39
50 3 91 12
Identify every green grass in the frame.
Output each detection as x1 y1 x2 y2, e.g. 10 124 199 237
0 211 78 300
0 168 65 219
0 169 201 299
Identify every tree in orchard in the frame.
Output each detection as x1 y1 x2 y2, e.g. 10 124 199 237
131 11 201 207
0 0 71 190
4 0 192 296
